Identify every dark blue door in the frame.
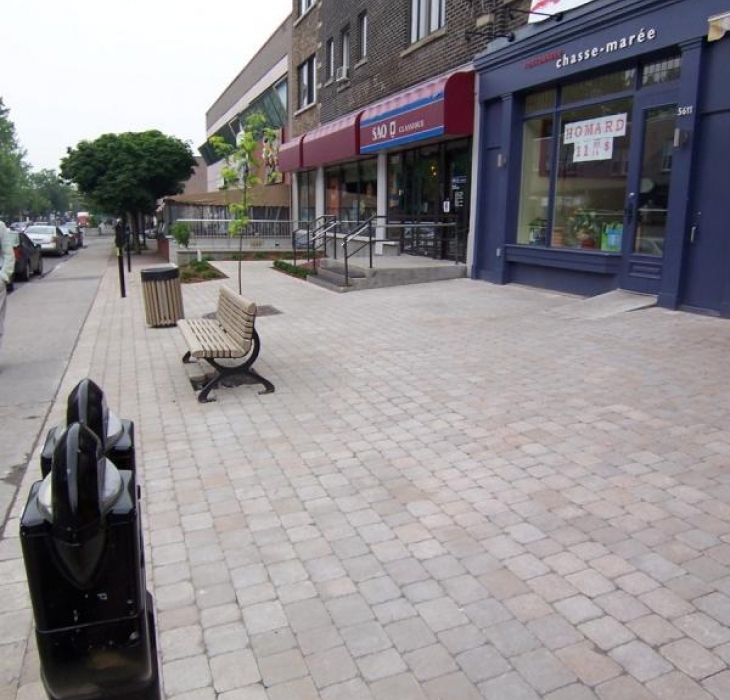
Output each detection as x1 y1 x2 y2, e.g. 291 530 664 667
680 111 730 314
620 91 678 293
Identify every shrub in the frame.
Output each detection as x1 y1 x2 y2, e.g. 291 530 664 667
170 222 191 248
273 260 314 280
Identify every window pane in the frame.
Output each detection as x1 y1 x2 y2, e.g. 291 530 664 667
429 0 441 32
298 170 315 222
388 154 404 216
360 159 377 219
525 89 556 114
341 29 350 68
562 69 636 105
326 39 334 80
517 116 553 245
325 168 341 218
359 13 368 59
642 56 681 86
635 105 677 255
553 98 632 250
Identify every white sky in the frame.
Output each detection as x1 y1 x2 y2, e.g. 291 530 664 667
1 0 292 172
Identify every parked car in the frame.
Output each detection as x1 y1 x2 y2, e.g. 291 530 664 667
59 224 82 250
7 231 43 289
10 221 29 233
25 224 69 256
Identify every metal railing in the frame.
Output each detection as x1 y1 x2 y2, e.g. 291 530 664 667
292 215 337 271
175 218 294 249
342 216 385 286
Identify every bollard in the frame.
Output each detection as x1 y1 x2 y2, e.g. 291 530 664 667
21 397 160 699
41 378 135 477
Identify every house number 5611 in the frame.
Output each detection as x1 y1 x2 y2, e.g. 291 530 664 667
677 105 694 116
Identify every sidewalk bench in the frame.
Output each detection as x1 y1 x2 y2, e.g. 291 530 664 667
178 286 275 403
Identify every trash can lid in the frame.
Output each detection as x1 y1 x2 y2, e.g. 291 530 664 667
141 265 179 282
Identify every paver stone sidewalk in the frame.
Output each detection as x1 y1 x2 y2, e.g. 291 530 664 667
2 250 730 700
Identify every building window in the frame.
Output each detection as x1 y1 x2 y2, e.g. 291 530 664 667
299 0 314 18
358 13 368 60
326 39 334 82
274 78 287 112
341 27 350 72
642 55 681 86
325 159 378 228
410 0 445 44
297 170 316 223
298 56 316 109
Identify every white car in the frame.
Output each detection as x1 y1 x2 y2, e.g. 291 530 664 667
25 225 69 256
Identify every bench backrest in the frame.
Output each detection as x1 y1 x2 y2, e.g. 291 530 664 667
216 286 257 349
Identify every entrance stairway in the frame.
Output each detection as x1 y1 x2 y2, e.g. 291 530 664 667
307 256 466 293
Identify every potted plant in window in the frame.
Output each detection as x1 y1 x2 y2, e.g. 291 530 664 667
568 209 601 249
528 217 548 245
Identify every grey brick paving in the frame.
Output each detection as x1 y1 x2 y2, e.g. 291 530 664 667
6 257 730 698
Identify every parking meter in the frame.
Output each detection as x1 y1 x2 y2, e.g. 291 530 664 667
20 423 160 699
41 378 136 477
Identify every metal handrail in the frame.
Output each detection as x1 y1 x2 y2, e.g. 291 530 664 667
342 215 386 286
292 215 336 269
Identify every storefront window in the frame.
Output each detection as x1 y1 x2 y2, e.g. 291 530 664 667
525 89 556 114
642 56 681 86
562 69 635 106
297 170 316 223
517 116 553 245
324 158 378 227
553 98 632 250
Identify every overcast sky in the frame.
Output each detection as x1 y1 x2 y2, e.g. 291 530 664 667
1 0 292 172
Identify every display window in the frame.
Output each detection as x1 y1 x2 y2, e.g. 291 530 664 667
297 170 316 223
324 158 377 228
516 58 680 254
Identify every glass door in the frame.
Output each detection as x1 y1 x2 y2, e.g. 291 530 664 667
621 94 678 292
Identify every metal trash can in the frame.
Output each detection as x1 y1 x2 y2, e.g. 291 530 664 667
141 265 184 327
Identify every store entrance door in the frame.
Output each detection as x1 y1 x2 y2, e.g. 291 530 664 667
620 93 678 293
680 110 730 314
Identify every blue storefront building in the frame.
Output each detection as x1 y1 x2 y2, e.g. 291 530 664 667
473 0 730 316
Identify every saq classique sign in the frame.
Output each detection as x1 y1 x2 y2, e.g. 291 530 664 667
563 113 627 162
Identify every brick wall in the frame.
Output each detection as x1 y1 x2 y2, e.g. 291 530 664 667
318 0 532 123
290 0 322 138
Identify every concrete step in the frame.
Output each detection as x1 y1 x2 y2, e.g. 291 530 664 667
309 257 466 292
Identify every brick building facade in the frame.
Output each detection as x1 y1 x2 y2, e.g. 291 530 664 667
281 0 531 267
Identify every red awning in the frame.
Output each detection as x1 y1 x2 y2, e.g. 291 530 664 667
278 135 303 172
301 112 361 168
360 71 474 154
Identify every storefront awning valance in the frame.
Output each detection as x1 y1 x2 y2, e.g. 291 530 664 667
278 135 303 172
360 71 475 154
301 112 361 168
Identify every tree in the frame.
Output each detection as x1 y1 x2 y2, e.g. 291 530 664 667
25 169 76 218
0 97 30 219
60 130 196 250
209 112 277 294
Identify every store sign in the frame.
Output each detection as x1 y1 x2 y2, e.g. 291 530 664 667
361 101 445 153
529 0 596 23
525 27 658 70
564 113 627 163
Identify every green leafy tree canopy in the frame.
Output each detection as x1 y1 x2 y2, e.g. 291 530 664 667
0 97 30 218
60 130 196 241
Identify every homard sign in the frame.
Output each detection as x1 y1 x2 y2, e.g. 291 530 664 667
564 113 627 163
